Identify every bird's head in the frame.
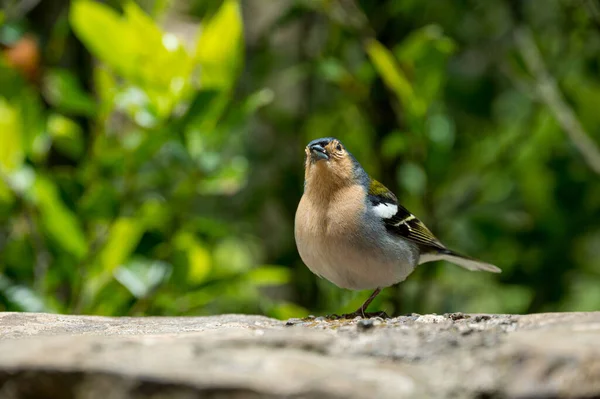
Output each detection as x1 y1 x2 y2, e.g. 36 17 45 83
303 137 367 192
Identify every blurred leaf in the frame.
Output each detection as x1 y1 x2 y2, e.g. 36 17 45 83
138 198 170 230
398 162 427 197
70 0 135 78
114 257 172 298
98 217 145 275
394 25 456 105
123 1 164 46
175 232 212 284
268 302 309 320
5 166 35 195
123 1 192 96
381 131 407 160
79 182 118 219
427 113 455 149
196 0 243 89
0 275 47 312
81 217 146 310
71 0 193 119
247 265 291 286
114 86 159 128
317 58 350 83
0 178 13 204
0 97 24 173
365 39 425 118
42 68 96 116
47 113 85 159
213 238 254 276
197 156 248 195
32 176 87 259
0 70 48 162
189 0 226 19
240 88 274 117
94 66 116 121
180 89 225 133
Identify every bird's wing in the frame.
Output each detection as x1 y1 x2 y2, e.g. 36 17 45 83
367 179 501 273
367 179 446 252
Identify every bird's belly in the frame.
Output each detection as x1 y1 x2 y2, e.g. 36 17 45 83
294 190 419 291
295 230 417 291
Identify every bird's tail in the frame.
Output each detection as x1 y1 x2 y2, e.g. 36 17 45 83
419 249 501 273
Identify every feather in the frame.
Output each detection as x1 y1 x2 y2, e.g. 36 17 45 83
419 250 500 272
372 202 398 219
368 179 501 274
368 179 444 249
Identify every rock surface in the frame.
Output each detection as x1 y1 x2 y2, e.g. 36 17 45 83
0 312 599 398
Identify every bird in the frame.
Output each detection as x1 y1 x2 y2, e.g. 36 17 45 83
294 137 501 318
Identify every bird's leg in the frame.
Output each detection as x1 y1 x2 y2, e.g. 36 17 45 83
357 287 382 315
340 288 389 319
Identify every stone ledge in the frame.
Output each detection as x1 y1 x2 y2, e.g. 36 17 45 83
0 312 599 398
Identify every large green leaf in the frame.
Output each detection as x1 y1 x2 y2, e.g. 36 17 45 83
196 0 244 89
71 1 193 119
70 0 136 79
123 1 192 95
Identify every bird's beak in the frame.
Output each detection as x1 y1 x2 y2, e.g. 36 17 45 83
309 144 329 162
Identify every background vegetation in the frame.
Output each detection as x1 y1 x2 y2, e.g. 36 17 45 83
0 0 599 318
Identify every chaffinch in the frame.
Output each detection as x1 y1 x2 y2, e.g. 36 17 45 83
294 137 501 318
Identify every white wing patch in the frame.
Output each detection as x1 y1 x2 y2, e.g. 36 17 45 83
372 203 398 219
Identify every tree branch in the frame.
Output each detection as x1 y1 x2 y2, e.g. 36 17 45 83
514 26 600 174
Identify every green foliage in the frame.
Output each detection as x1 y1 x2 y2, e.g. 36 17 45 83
195 0 243 90
0 0 599 317
0 0 288 317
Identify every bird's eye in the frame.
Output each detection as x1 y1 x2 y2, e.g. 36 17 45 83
336 144 342 151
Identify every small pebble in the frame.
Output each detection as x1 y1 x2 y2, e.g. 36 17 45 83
446 312 470 321
458 325 474 335
416 314 446 324
357 319 374 331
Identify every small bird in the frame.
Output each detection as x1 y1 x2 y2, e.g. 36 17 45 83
294 137 500 318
